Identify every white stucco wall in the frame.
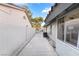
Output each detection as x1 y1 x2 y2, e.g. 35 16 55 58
47 26 51 34
56 39 79 56
46 3 79 56
0 5 35 55
51 22 57 42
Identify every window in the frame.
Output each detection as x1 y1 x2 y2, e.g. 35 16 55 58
65 19 79 46
57 17 64 41
57 17 79 46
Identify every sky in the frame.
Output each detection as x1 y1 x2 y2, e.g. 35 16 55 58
27 3 54 19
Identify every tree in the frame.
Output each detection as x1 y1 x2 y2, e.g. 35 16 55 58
31 17 43 30
32 17 43 23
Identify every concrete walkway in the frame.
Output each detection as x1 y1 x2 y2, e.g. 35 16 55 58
19 32 57 56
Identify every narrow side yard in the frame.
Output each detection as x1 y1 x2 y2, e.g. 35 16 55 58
19 32 57 56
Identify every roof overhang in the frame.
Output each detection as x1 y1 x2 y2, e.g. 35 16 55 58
44 3 79 26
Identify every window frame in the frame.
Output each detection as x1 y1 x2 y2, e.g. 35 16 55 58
65 18 79 47
57 17 65 41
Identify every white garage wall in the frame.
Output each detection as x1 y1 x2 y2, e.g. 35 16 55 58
0 5 35 55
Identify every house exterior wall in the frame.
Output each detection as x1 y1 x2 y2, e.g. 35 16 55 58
50 20 79 56
46 4 79 56
51 22 57 42
56 7 79 56
47 26 50 34
47 22 57 48
47 22 57 42
0 5 35 55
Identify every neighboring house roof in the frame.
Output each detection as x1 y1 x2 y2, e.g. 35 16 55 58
0 3 32 27
0 3 23 11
